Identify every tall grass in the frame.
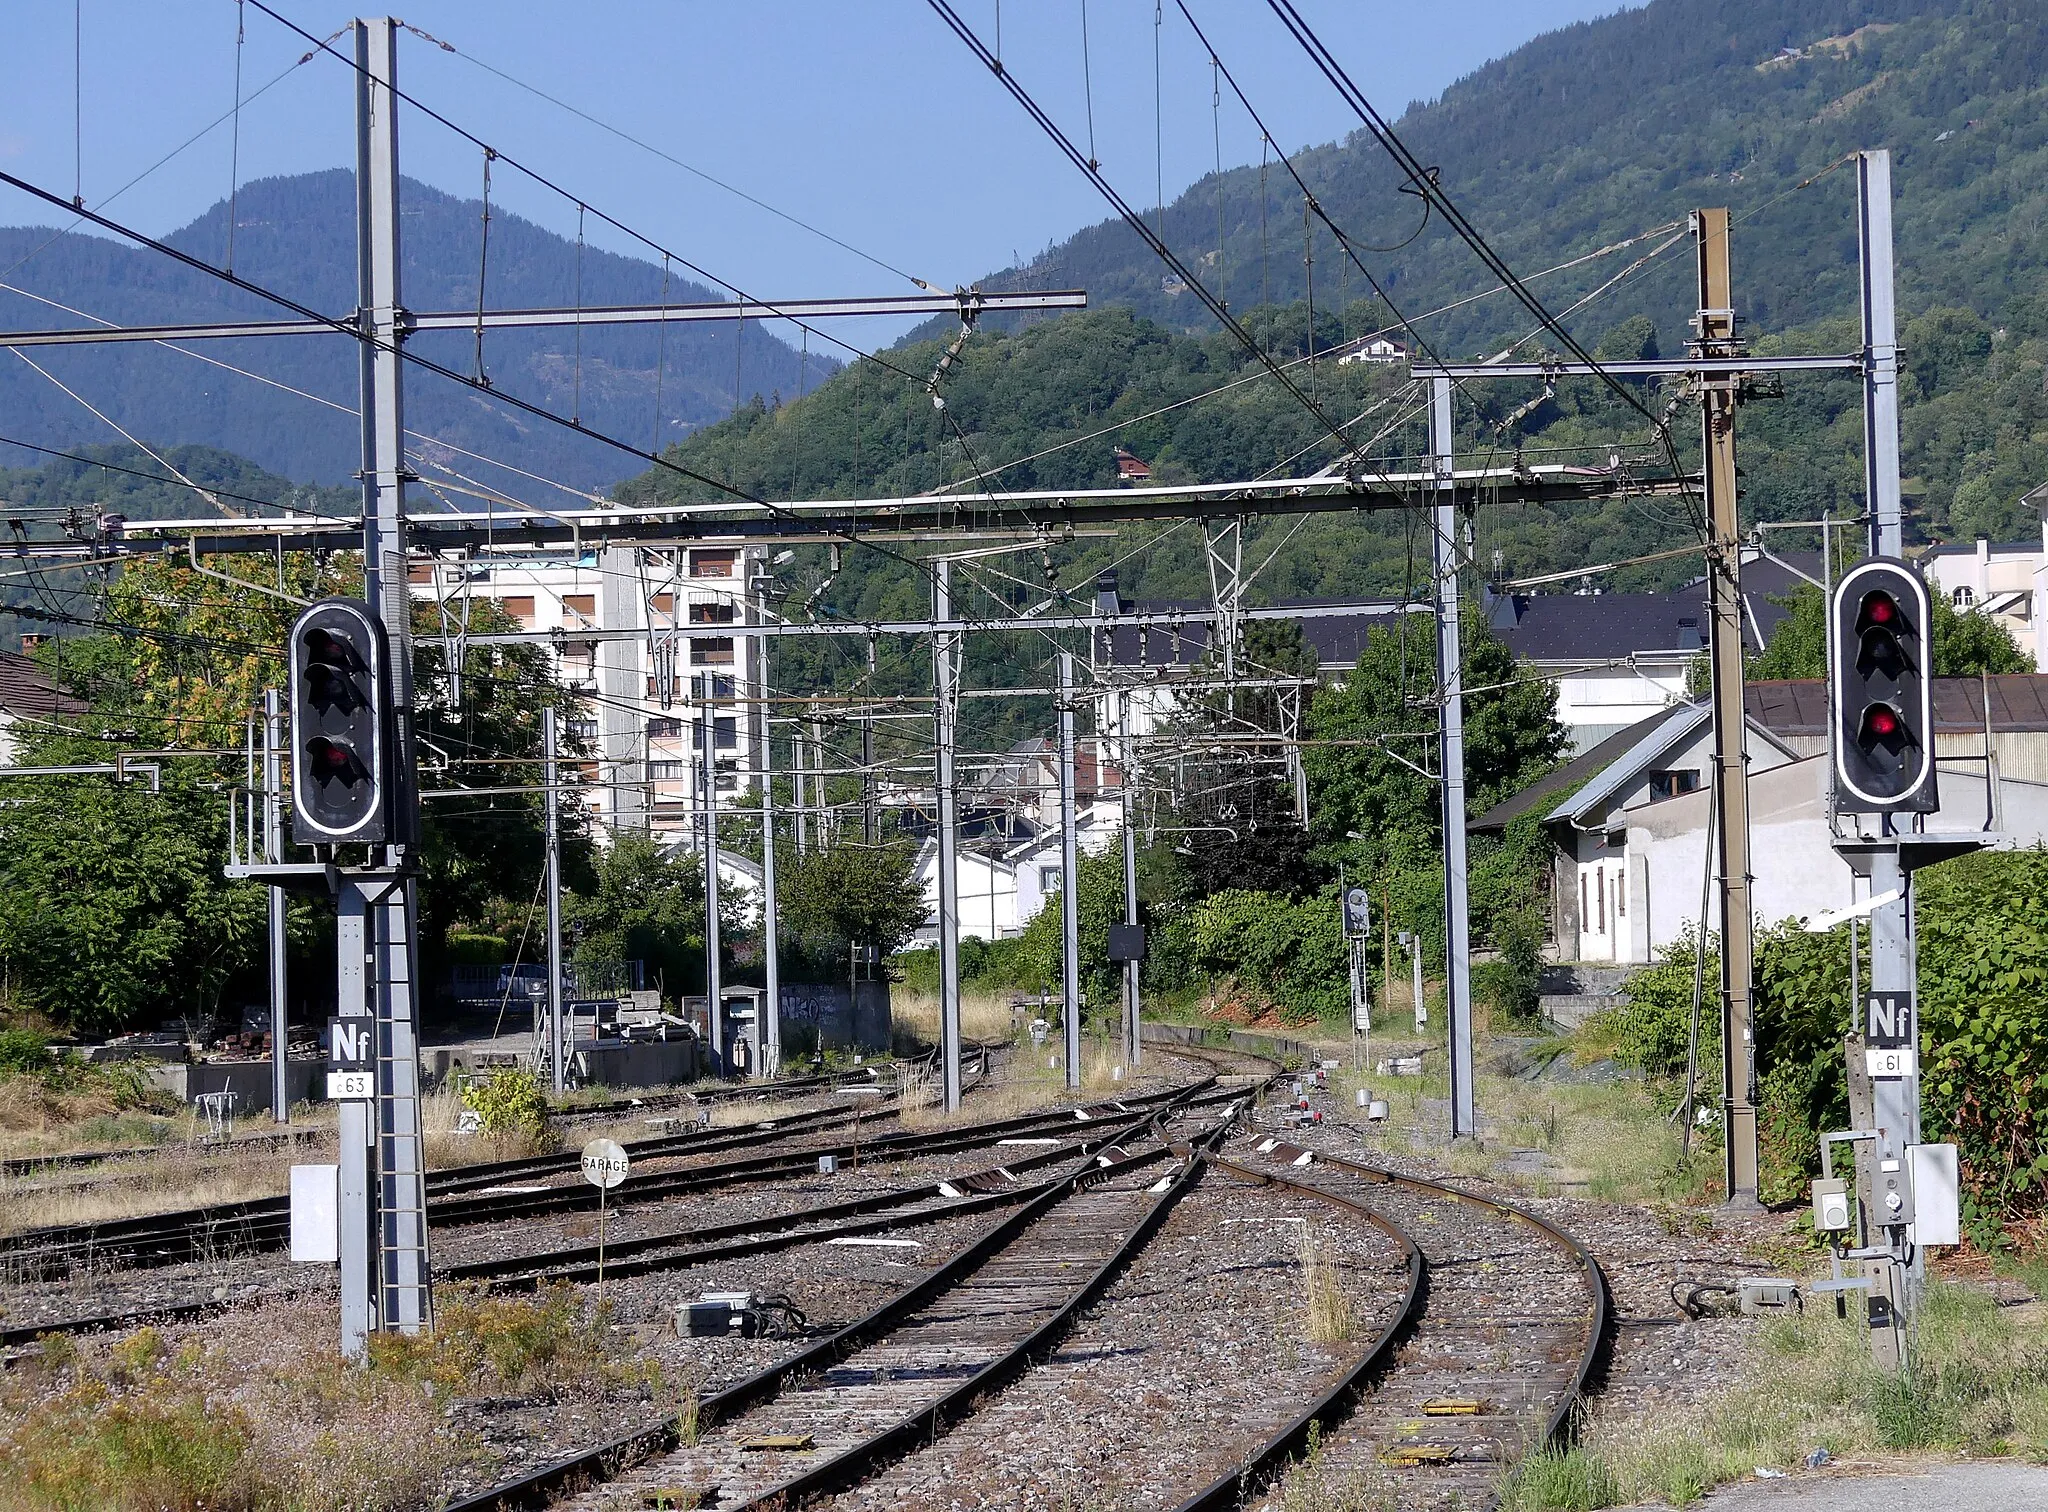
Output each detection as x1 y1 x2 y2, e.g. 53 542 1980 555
1302 1224 1357 1345
1500 1281 2048 1510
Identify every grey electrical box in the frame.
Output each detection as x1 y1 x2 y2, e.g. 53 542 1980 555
1908 1143 1961 1247
1875 1157 1915 1227
1739 1277 1801 1316
1811 1177 1852 1234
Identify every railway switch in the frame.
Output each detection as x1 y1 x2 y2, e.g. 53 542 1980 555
1810 1178 1851 1234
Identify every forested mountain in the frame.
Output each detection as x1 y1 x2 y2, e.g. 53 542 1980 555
978 0 2044 354
0 170 831 495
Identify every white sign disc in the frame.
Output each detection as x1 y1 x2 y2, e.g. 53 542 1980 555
580 1137 630 1190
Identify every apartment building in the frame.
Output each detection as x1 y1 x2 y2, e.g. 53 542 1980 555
411 544 767 837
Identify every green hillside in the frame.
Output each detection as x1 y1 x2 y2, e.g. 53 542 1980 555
617 0 2048 677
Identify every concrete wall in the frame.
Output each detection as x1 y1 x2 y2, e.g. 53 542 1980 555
146 1058 323 1116
571 1039 699 1089
778 981 891 1054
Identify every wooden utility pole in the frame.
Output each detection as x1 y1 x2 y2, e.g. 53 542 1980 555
1696 208 1761 1208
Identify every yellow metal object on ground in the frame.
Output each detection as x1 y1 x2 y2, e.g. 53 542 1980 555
1422 1397 1484 1415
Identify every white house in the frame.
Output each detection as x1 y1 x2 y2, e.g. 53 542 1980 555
1919 536 2041 661
908 799 1126 943
1627 756 2048 958
1475 675 2048 965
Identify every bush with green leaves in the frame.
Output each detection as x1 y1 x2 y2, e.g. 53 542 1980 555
1606 851 2048 1240
460 1066 550 1142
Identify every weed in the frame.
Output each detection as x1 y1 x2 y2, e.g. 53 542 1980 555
1302 1225 1356 1345
1497 1445 1619 1511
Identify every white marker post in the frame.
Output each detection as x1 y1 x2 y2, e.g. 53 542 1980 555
580 1137 630 1311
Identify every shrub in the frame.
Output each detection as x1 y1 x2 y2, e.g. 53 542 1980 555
459 1066 549 1142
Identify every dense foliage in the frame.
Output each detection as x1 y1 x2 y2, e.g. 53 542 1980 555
1610 851 2048 1240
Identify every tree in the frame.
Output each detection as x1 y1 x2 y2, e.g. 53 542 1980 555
0 774 265 1034
1304 607 1566 875
777 838 929 971
566 832 707 1001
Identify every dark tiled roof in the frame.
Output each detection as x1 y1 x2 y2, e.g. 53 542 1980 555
0 651 88 722
1487 551 1819 661
1467 707 1680 833
1748 676 2048 735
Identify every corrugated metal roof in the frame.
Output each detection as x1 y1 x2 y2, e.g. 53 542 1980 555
1543 702 1709 826
1747 676 2048 734
1468 707 1679 833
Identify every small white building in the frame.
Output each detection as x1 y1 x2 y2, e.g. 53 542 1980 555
1474 675 2048 965
1919 536 2041 663
1627 756 2048 956
909 799 1126 943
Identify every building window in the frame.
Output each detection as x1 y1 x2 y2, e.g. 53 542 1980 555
1580 873 1588 933
1952 585 1976 609
692 636 735 665
562 593 596 621
646 718 684 738
1039 866 1061 893
1595 869 1605 935
689 549 738 578
690 600 737 625
1617 869 1626 918
1649 768 1702 800
692 718 739 750
501 596 536 627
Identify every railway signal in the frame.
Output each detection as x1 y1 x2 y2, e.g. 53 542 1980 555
1830 559 1936 814
289 599 392 844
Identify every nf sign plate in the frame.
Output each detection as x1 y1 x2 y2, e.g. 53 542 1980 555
580 1137 630 1190
1864 991 1916 1080
327 1015 375 1099
328 1015 375 1071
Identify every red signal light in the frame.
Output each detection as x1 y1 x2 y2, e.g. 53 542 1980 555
1867 706 1898 737
1865 593 1896 625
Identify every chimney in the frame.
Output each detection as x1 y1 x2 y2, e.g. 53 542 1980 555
1094 570 1121 618
19 633 48 654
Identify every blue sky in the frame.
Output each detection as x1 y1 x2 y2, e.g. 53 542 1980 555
2 2 1635 347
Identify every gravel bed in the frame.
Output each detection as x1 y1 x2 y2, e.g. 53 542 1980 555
1268 1086 1794 1426
825 1166 1411 1511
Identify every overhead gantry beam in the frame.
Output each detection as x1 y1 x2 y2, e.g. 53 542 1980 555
0 290 1089 349
43 463 1695 558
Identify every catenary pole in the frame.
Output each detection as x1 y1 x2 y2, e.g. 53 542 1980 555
1059 650 1082 1091
1430 375 1476 1138
543 705 565 1092
700 676 725 1073
263 688 288 1123
355 14 431 1336
1696 207 1762 1209
760 730 781 1078
934 561 963 1110
1858 150 1903 560
1120 689 1141 1069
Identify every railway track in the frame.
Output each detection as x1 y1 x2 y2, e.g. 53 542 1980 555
443 1095 1246 1512
0 1080 1230 1345
1 1054 1016 1280
1182 1134 1609 1511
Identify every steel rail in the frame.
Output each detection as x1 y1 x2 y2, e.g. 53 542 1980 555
1175 1139 1610 1509
0 1081 1197 1279
1171 1154 1424 1512
0 1095 1202 1349
440 1093 1237 1512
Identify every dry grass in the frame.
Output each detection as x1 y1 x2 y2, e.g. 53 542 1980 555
891 988 1025 1045
0 1138 313 1238
1500 1281 2048 1509
0 1287 660 1512
1302 1224 1356 1345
